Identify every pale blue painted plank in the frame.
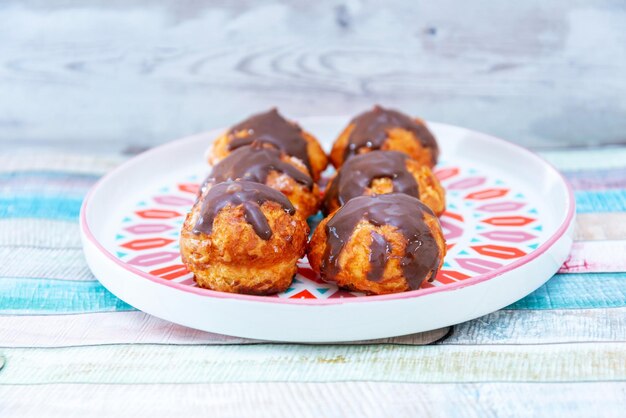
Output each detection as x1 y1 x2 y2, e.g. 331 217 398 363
1 273 624 314
0 171 100 181
0 277 133 314
575 190 626 213
0 196 83 221
508 273 626 310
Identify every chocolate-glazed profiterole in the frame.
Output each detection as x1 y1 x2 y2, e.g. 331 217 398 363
208 109 328 181
201 143 321 218
193 180 295 240
322 151 445 216
308 193 446 295
330 105 439 169
181 180 308 295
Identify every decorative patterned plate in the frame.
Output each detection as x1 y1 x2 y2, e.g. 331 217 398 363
80 118 575 342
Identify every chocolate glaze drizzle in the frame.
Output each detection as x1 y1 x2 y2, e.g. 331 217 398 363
227 109 312 172
367 231 391 282
320 193 440 289
343 105 439 163
192 180 295 240
323 150 419 215
205 143 313 191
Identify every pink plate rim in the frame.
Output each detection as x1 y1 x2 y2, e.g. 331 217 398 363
80 122 576 306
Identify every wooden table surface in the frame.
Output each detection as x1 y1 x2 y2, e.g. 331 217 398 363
1 0 625 153
1 2 625 417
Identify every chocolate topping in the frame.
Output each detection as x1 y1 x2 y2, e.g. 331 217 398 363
343 105 439 163
192 180 295 240
320 193 440 289
206 143 313 191
227 109 312 172
367 231 391 282
323 150 419 214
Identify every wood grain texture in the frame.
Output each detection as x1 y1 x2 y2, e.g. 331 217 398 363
0 196 83 221
0 312 448 348
2 308 625 348
506 273 626 310
0 278 132 314
575 190 626 213
0 1 625 152
0 219 82 249
0 343 625 384
1 382 625 418
448 308 626 345
0 247 94 281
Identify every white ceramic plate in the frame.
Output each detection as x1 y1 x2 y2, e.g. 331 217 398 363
80 117 575 342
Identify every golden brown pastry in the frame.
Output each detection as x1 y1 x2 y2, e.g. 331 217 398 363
308 193 446 295
322 150 445 216
209 108 328 181
180 180 309 295
201 142 321 219
330 105 439 169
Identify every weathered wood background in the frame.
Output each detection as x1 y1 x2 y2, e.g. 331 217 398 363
1 0 625 152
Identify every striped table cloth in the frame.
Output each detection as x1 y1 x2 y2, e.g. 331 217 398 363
1 148 625 417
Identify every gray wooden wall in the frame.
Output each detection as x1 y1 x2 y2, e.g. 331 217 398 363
1 0 625 153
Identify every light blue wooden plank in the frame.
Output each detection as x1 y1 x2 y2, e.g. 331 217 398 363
0 277 133 314
0 171 100 181
0 196 83 221
449 307 626 344
575 190 626 213
1 273 624 314
508 273 626 310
